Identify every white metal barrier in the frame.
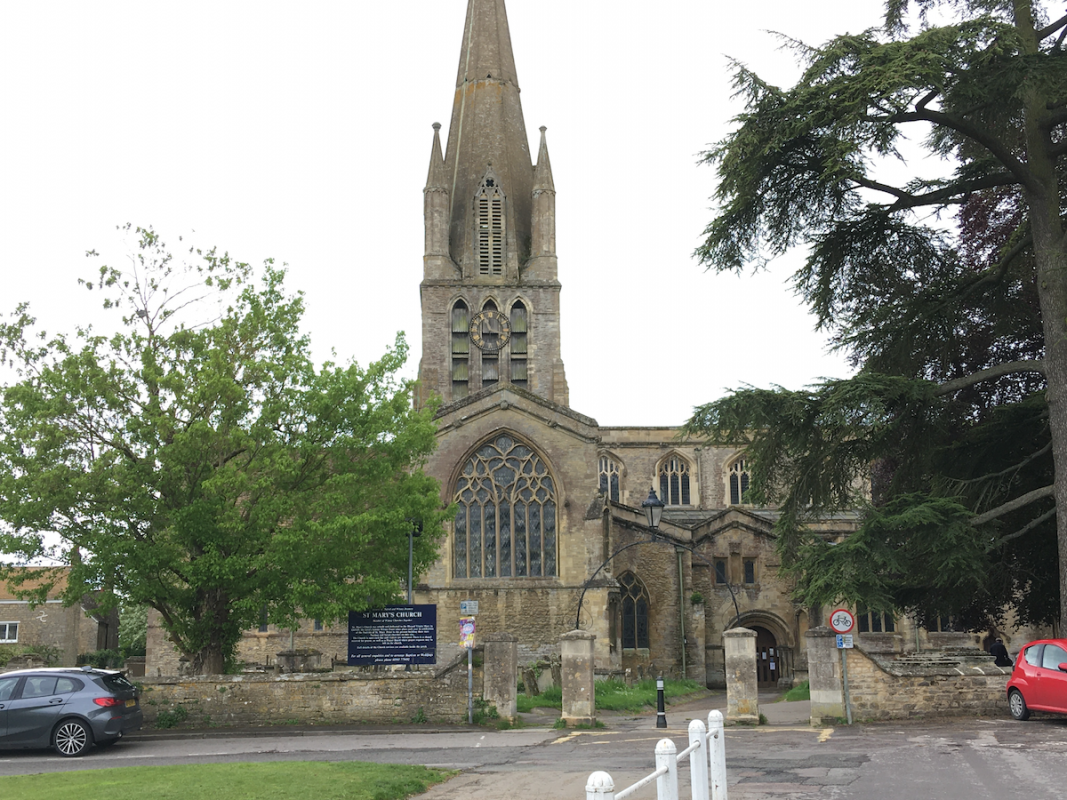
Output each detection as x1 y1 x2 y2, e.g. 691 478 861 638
585 710 727 800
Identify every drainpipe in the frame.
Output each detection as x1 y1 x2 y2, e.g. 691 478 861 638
677 547 687 681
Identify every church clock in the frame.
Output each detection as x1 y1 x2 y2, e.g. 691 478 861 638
468 309 512 352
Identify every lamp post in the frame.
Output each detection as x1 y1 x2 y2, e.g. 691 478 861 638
641 487 665 535
407 520 423 604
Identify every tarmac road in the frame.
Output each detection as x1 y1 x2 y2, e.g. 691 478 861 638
1 691 1065 799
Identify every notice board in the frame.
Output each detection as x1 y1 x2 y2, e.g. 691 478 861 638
347 604 437 666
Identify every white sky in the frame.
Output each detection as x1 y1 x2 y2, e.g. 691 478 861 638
1 0 893 427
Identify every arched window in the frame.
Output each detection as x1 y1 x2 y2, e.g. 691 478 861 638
475 170 505 276
451 300 470 400
658 455 691 506
509 301 528 388
729 458 750 505
453 434 557 579
480 301 500 389
598 455 620 503
618 572 650 649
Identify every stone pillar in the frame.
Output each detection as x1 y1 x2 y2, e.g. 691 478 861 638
806 626 844 725
483 632 518 722
561 629 596 726
723 627 759 724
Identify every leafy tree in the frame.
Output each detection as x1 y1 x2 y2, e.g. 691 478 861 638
0 227 447 674
119 602 148 658
687 1 1066 628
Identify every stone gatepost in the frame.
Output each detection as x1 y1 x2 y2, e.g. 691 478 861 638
806 626 844 725
723 627 759 724
561 629 596 726
483 632 518 722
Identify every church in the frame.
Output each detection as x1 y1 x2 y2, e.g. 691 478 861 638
408 0 862 688
145 0 1028 684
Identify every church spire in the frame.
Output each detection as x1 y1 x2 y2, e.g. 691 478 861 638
424 122 450 263
444 0 533 278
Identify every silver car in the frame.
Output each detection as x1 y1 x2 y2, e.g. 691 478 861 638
0 666 143 756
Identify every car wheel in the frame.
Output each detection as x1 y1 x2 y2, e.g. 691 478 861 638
1008 689 1030 721
53 719 93 757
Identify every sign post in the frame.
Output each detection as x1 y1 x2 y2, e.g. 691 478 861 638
829 609 855 725
460 614 476 724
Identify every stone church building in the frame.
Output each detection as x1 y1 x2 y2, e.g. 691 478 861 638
405 0 861 688
149 0 1019 683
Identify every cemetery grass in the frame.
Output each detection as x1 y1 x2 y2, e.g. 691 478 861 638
517 678 705 713
0 760 454 800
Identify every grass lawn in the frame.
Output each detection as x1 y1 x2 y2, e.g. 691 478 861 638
0 760 453 800
517 678 705 714
781 681 810 702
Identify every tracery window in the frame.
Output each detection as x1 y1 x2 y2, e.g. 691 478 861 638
658 455 691 506
729 458 750 505
509 301 528 388
618 572 650 649
598 455 621 503
451 300 470 400
475 171 505 276
453 434 557 579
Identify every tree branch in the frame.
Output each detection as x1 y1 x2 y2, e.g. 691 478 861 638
990 507 1057 550
887 109 1039 194
859 171 1019 211
956 440 1052 486
972 484 1055 525
934 360 1045 396
1037 13 1067 41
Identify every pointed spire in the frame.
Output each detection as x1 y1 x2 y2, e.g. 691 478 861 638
533 126 555 193
425 122 447 191
444 0 533 275
455 0 519 88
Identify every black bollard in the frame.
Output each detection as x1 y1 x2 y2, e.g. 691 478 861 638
656 676 667 728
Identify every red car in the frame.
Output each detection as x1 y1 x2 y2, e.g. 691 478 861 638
1007 638 1067 720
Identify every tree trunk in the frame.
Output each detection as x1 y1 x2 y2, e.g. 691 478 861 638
1018 1 1067 630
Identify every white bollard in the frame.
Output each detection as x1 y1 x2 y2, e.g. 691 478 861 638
707 710 728 800
688 719 710 800
655 738 679 800
586 770 616 800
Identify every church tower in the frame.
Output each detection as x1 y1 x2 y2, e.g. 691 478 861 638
418 0 568 409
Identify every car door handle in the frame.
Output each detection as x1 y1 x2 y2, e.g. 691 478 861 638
49 698 65 704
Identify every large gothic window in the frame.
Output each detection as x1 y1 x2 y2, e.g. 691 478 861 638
451 300 470 400
618 572 650 649
658 455 691 506
475 171 505 276
453 434 557 579
729 457 750 505
598 455 620 503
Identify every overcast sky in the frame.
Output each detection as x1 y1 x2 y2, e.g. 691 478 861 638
1 0 894 426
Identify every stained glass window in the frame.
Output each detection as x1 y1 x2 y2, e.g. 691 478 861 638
454 435 557 578
618 572 650 649
658 455 691 506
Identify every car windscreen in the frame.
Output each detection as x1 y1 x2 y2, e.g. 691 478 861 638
98 673 138 693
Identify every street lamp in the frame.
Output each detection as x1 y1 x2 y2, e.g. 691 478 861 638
641 487 665 534
407 520 423 604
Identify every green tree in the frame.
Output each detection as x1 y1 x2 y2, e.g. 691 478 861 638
0 226 447 674
688 1 1066 627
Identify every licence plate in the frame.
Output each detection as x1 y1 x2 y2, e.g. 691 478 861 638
126 699 137 708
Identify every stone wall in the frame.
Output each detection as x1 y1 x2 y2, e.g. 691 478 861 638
807 630 1012 723
138 652 483 727
844 648 1011 720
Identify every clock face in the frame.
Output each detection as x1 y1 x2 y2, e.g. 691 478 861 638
468 309 512 352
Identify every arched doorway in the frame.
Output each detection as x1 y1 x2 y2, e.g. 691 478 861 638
752 626 779 687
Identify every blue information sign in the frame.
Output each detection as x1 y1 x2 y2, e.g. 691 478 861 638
348 604 437 666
